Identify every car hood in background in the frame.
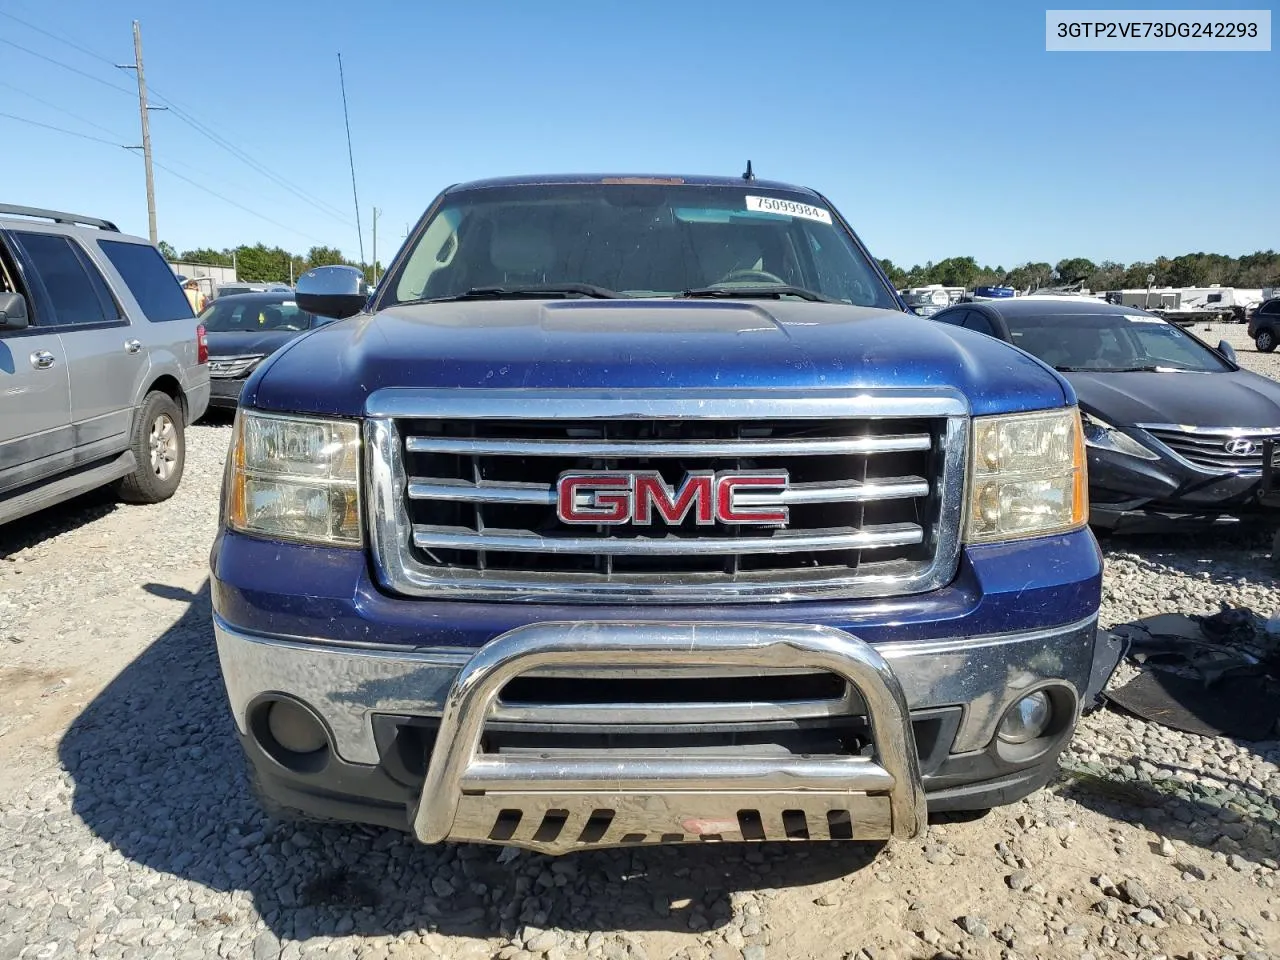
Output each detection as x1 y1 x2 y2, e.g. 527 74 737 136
206 329 301 357
1066 368 1280 427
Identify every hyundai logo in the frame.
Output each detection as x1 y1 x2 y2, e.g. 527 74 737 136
1224 438 1258 456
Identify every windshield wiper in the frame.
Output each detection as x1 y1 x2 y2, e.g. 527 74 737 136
1054 364 1179 373
680 285 839 304
433 283 621 301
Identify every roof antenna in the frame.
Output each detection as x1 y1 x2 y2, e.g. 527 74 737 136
742 160 755 182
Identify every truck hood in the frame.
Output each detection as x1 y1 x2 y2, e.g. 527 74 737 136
1068 367 1280 428
243 299 1069 418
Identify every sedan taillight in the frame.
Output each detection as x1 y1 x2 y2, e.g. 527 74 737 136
197 324 209 364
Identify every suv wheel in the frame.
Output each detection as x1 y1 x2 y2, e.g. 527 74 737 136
1256 329 1277 353
116 391 186 503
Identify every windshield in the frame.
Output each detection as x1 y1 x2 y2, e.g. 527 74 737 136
382 182 898 309
199 298 318 333
1005 311 1231 373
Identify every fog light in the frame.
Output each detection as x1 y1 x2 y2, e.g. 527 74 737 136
266 700 328 755
998 691 1053 744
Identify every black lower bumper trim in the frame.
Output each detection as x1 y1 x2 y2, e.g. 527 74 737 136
239 722 1070 833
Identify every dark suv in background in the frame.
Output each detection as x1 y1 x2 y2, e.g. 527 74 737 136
199 291 330 409
1248 298 1280 352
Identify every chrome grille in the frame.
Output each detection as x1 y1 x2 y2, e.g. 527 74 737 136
365 390 967 603
1143 426 1280 472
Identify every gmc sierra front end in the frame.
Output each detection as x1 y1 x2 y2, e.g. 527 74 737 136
210 174 1114 854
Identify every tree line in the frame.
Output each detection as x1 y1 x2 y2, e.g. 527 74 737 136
158 241 383 286
877 251 1280 292
160 239 1280 294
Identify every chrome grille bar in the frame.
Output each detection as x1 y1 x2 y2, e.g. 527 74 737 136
1143 425 1280 472
408 477 931 506
412 523 924 555
1159 434 1264 448
405 434 932 458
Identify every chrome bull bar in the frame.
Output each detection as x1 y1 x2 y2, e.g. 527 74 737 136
410 621 928 854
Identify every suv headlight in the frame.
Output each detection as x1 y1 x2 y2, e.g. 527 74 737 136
965 408 1088 543
227 411 362 546
1081 411 1160 460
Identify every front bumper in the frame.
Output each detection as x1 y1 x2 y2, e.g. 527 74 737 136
208 376 248 408
1088 440 1280 530
215 612 1109 852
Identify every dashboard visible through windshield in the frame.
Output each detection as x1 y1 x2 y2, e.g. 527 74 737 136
381 182 899 310
1007 311 1232 373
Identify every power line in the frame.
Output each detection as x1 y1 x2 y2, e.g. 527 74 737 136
0 79 130 140
150 160 331 245
0 77 294 202
0 111 330 247
0 9 121 67
148 95 356 226
0 37 134 96
0 13 357 229
0 111 123 148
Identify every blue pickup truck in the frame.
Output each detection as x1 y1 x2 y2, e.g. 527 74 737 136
210 174 1114 854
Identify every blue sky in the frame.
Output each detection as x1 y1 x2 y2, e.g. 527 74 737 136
1 0 1275 270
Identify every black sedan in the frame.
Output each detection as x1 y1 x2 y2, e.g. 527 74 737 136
198 293 334 409
933 297 1280 531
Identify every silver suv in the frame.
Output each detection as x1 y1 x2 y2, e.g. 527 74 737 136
0 204 210 525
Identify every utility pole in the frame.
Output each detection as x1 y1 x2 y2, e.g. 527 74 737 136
118 21 164 245
371 207 381 285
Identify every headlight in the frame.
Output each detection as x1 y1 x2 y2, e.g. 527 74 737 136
227 411 362 546
1081 412 1160 461
209 354 266 379
965 408 1088 543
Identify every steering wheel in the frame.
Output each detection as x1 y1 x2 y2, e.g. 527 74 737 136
715 268 787 286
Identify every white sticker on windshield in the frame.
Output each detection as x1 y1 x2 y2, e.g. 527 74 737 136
1123 313 1163 323
745 196 832 224
282 300 296 307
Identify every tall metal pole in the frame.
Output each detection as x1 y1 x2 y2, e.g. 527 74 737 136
371 207 380 285
131 21 157 244
337 52 365 265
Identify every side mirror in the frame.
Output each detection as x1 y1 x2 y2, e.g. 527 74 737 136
295 265 369 320
0 292 29 330
1218 339 1238 364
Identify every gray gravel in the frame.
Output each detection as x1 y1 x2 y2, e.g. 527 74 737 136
2 333 1280 959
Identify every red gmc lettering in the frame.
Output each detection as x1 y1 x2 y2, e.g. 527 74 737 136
716 474 789 524
634 472 715 525
557 471 789 525
557 475 631 524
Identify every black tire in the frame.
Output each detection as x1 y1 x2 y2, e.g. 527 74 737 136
115 391 185 503
1256 329 1277 353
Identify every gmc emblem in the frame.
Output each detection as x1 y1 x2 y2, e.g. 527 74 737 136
556 470 790 526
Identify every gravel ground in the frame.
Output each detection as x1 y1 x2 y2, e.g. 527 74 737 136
2 327 1280 960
